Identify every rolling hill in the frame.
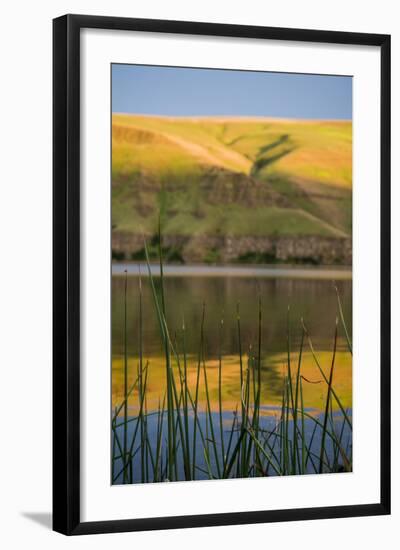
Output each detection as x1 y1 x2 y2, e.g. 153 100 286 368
112 114 352 265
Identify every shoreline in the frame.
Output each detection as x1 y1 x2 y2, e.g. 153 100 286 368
112 262 352 280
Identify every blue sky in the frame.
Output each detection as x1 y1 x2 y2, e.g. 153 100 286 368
112 64 352 120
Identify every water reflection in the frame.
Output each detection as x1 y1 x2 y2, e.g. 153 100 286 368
112 272 352 358
112 271 352 413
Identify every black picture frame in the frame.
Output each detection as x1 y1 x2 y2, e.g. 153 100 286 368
53 14 391 535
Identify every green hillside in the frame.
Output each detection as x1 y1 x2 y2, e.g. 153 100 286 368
112 114 352 264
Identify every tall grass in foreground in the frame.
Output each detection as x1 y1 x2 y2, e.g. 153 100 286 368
111 235 352 484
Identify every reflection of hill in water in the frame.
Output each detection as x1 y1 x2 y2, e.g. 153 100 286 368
112 349 352 415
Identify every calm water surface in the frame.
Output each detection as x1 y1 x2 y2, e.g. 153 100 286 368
112 263 352 359
111 264 352 483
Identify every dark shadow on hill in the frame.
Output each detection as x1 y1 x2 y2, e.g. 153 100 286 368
251 135 296 177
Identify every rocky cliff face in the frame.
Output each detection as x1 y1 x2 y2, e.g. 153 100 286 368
112 231 352 266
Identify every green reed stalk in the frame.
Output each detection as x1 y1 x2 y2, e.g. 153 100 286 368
248 353 257 474
292 327 305 474
127 365 148 475
302 319 352 429
112 366 146 424
154 315 209 479
224 407 238 472
333 413 348 472
284 379 290 475
144 394 155 482
113 446 141 484
253 298 263 475
204 446 214 479
297 407 344 452
129 453 133 482
223 429 246 478
299 375 306 474
203 351 222 478
111 363 148 482
246 428 282 476
138 267 144 482
123 270 129 483
245 349 261 476
154 394 166 481
334 283 352 354
112 405 118 481
157 223 176 481
319 347 335 472
192 303 205 479
261 429 282 473
182 317 191 479
143 236 174 480
139 364 145 483
242 363 251 476
279 380 285 473
218 317 225 466
167 348 190 480
262 425 279 475
236 303 246 474
205 399 210 466
285 307 297 474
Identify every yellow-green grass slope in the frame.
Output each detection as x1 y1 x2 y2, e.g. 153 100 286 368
112 114 352 240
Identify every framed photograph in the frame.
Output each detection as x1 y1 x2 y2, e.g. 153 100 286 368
53 14 391 535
